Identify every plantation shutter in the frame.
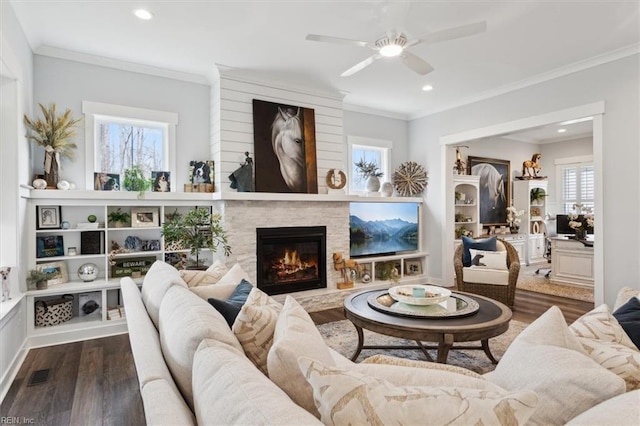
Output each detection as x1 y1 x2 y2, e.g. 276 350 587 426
559 162 594 214
561 166 578 213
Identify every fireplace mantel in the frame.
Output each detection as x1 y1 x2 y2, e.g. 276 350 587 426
212 192 423 203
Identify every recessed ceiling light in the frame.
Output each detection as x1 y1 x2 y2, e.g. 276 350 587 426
422 85 433 92
134 9 153 20
558 128 567 133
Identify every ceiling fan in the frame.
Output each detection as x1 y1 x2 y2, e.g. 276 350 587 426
306 21 486 77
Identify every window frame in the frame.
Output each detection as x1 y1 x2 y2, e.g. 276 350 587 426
82 101 178 191
347 136 392 195
555 155 594 214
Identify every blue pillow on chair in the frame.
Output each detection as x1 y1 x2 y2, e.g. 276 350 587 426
461 235 497 267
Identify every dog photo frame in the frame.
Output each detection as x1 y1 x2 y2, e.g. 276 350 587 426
37 206 62 230
131 208 159 228
94 173 120 191
404 259 423 276
152 171 171 192
189 161 214 184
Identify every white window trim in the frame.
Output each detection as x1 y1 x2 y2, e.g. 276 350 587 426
555 155 594 213
347 136 393 195
82 101 178 191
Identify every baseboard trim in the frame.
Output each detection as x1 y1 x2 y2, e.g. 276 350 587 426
0 339 28 403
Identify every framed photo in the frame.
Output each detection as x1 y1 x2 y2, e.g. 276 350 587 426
36 235 64 258
38 261 69 286
37 206 62 229
405 259 423 276
152 171 171 192
468 156 511 226
94 173 120 191
189 161 214 185
131 208 159 228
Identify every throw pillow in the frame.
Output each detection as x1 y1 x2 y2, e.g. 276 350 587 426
207 279 253 327
232 287 283 375
570 304 636 350
612 296 640 349
468 248 508 270
215 263 251 286
180 259 228 287
267 296 336 418
613 286 640 311
461 235 497 267
490 306 626 425
298 357 539 426
577 337 640 391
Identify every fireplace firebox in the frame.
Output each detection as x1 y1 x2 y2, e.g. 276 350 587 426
256 226 326 295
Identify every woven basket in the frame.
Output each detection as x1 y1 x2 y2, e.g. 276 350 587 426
35 294 74 327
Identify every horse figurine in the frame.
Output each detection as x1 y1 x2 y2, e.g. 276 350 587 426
271 107 305 192
522 153 542 178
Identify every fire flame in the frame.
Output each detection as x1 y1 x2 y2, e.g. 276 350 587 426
271 248 318 282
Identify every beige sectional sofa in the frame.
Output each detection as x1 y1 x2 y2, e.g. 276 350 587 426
122 260 640 425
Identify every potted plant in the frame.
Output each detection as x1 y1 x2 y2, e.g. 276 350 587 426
530 188 547 205
123 166 153 196
354 158 384 192
27 269 55 290
23 103 83 188
162 208 231 269
108 208 131 228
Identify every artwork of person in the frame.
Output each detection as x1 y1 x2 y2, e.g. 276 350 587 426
42 209 54 225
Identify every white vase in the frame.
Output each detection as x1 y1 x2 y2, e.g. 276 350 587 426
381 181 393 197
366 176 381 192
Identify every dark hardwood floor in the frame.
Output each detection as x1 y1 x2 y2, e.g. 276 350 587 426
1 289 592 425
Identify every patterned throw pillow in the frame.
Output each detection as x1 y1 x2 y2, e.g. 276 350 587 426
297 357 539 426
468 248 508 270
577 337 640 391
461 235 497 267
180 260 228 287
570 304 636 349
231 287 283 375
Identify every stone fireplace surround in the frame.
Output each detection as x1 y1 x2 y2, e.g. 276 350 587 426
211 192 424 312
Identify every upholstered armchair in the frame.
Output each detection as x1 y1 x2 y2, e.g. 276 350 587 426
453 238 520 308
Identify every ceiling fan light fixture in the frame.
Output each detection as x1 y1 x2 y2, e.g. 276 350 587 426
376 34 407 57
380 44 403 57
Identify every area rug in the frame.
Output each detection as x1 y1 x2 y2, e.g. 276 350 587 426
517 262 594 303
318 319 527 374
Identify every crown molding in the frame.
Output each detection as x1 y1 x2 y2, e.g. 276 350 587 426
342 103 410 121
410 43 640 120
34 46 210 85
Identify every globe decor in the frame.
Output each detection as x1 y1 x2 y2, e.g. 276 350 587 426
24 103 83 189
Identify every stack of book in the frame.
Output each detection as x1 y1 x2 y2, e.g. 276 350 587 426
107 306 126 320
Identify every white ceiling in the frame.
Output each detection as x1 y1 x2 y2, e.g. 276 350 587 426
9 1 640 118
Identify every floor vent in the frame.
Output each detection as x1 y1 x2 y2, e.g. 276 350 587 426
27 369 50 386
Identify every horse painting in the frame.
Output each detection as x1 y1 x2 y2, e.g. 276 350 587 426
252 99 318 194
469 158 510 225
271 107 305 192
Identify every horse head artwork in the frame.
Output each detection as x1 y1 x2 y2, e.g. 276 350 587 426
471 163 507 224
271 107 305 192
522 153 542 178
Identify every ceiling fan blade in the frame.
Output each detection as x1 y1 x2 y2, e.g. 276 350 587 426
341 54 381 77
400 51 434 75
407 21 487 47
306 34 372 48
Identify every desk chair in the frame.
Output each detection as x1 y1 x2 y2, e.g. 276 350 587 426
535 217 556 278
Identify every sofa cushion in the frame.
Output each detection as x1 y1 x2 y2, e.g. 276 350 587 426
231 287 283 375
192 339 321 426
190 283 238 301
180 260 228 287
490 306 626 425
570 303 636 349
361 354 484 379
613 286 640 311
141 260 188 329
141 379 195 426
159 285 243 410
298 357 538 426
461 235 497 267
612 296 640 349
267 296 335 418
207 279 253 326
577 337 640 391
215 262 251 285
565 389 640 426
462 267 509 285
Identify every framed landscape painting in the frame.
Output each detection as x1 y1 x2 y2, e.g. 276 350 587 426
468 156 510 226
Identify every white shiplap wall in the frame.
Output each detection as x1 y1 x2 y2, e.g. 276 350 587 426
211 74 345 193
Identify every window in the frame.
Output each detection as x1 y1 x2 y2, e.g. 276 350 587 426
347 136 392 193
556 156 594 214
82 101 178 190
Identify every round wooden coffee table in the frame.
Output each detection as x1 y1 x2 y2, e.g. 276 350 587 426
343 289 512 364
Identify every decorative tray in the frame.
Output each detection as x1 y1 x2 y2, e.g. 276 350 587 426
388 284 452 306
367 291 480 319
